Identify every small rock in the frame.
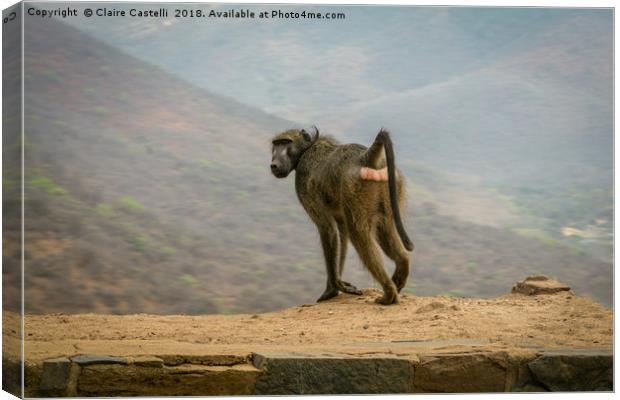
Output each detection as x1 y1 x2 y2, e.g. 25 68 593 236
328 311 334 315
363 324 369 330
131 356 164 368
511 275 571 296
251 314 259 319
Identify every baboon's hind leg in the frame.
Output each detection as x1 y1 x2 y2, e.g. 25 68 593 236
377 224 411 293
349 227 398 305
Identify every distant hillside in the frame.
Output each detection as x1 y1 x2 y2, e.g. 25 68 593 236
329 13 613 261
3 17 611 315
64 6 613 262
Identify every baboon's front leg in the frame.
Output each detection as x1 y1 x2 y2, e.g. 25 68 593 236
316 222 340 302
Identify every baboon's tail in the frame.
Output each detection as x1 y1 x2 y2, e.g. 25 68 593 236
366 129 414 252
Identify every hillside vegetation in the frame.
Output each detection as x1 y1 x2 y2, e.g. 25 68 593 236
66 7 612 262
2 17 612 315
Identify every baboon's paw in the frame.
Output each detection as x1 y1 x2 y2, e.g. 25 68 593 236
392 276 407 293
317 288 339 302
337 280 363 295
374 292 398 305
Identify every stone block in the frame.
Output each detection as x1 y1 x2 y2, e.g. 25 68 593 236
40 357 71 391
38 357 80 397
252 352 414 394
3 357 22 397
78 363 260 396
413 352 508 392
508 361 548 392
528 349 612 391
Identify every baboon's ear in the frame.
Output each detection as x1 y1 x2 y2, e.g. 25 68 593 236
301 129 312 142
312 126 320 142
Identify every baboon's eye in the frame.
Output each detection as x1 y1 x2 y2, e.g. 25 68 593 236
272 139 292 146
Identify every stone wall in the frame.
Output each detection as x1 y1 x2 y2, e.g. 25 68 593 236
21 346 612 397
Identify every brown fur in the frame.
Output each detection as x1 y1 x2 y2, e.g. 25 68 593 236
270 128 413 305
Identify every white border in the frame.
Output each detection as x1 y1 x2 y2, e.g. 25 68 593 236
0 1 615 400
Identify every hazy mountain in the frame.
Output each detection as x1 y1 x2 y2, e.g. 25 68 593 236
64 6 601 122
3 12 612 315
62 5 613 262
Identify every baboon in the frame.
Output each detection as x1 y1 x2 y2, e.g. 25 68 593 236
270 127 414 305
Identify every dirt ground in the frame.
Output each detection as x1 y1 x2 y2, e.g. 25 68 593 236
4 287 612 363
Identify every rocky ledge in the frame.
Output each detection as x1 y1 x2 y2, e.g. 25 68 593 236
8 345 611 396
2 276 613 396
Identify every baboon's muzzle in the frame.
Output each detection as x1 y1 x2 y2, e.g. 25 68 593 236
270 164 289 178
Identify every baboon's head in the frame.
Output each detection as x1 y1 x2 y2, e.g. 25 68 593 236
270 128 318 178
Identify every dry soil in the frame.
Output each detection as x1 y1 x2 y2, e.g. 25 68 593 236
4 287 612 363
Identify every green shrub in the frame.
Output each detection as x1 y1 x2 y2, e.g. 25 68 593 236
234 190 249 200
120 196 145 212
93 106 109 115
161 246 177 256
199 159 216 169
95 203 114 218
129 234 147 252
29 175 67 195
465 260 477 272
3 177 16 190
179 274 199 286
243 232 258 242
